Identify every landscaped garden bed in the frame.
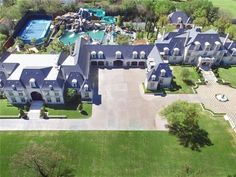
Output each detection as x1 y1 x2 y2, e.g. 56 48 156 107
213 66 236 89
44 103 92 119
166 66 205 94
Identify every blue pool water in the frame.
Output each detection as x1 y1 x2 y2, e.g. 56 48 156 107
60 30 105 45
19 19 51 44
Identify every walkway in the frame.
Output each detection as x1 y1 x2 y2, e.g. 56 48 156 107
27 101 44 119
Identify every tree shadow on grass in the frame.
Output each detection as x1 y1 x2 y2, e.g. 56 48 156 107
183 79 195 86
168 79 182 92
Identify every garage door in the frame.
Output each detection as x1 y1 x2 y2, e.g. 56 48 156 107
98 61 104 66
131 61 138 66
139 61 145 67
113 60 123 67
91 61 98 66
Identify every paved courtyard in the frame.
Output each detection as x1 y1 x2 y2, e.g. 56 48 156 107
0 68 236 130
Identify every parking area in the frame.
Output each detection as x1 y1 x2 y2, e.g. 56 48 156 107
91 68 167 130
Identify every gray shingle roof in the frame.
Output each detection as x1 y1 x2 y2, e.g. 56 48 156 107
169 11 190 24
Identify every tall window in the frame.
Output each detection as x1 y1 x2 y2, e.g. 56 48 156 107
47 98 52 103
56 97 61 103
11 97 16 103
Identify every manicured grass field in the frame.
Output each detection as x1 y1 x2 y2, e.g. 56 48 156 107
218 66 236 88
0 99 22 117
168 66 200 93
45 103 92 119
210 0 236 18
0 110 236 176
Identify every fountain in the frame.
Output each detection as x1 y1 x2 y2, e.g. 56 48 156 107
215 93 229 102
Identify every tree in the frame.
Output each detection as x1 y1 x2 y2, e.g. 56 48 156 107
155 0 175 16
116 34 130 45
180 68 191 81
226 25 236 41
161 101 213 151
193 17 209 28
19 108 27 119
158 15 169 28
10 143 75 177
31 38 37 46
116 15 123 27
65 88 78 104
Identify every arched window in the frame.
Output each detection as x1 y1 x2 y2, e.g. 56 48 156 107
72 79 77 88
115 51 122 59
90 51 97 59
29 78 36 88
132 51 138 59
140 51 146 59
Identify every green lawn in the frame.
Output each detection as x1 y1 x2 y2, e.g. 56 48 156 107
0 111 236 176
218 67 236 88
210 0 236 18
0 99 22 117
45 103 92 119
168 66 201 94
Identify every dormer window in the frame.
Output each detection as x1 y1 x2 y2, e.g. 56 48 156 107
12 84 16 90
214 41 221 51
91 51 96 59
163 47 169 55
160 69 166 77
98 51 104 59
140 51 146 59
194 41 201 51
177 17 182 23
29 78 36 88
116 51 122 59
173 48 180 56
72 79 77 88
49 85 53 90
84 84 89 91
205 42 211 51
132 51 138 59
151 74 156 81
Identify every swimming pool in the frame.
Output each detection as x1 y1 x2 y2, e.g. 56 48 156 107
19 19 51 45
59 30 105 45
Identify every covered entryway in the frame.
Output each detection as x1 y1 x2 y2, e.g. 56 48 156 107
31 92 43 101
113 60 123 67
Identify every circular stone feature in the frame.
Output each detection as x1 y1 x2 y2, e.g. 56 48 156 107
215 93 229 102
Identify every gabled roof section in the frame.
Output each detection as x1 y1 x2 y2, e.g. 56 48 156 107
147 63 172 81
86 44 154 60
19 67 52 88
65 72 84 88
168 11 190 24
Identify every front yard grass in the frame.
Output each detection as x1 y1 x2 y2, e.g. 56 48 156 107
45 103 92 119
0 99 23 118
0 110 236 177
218 66 236 88
167 66 201 94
